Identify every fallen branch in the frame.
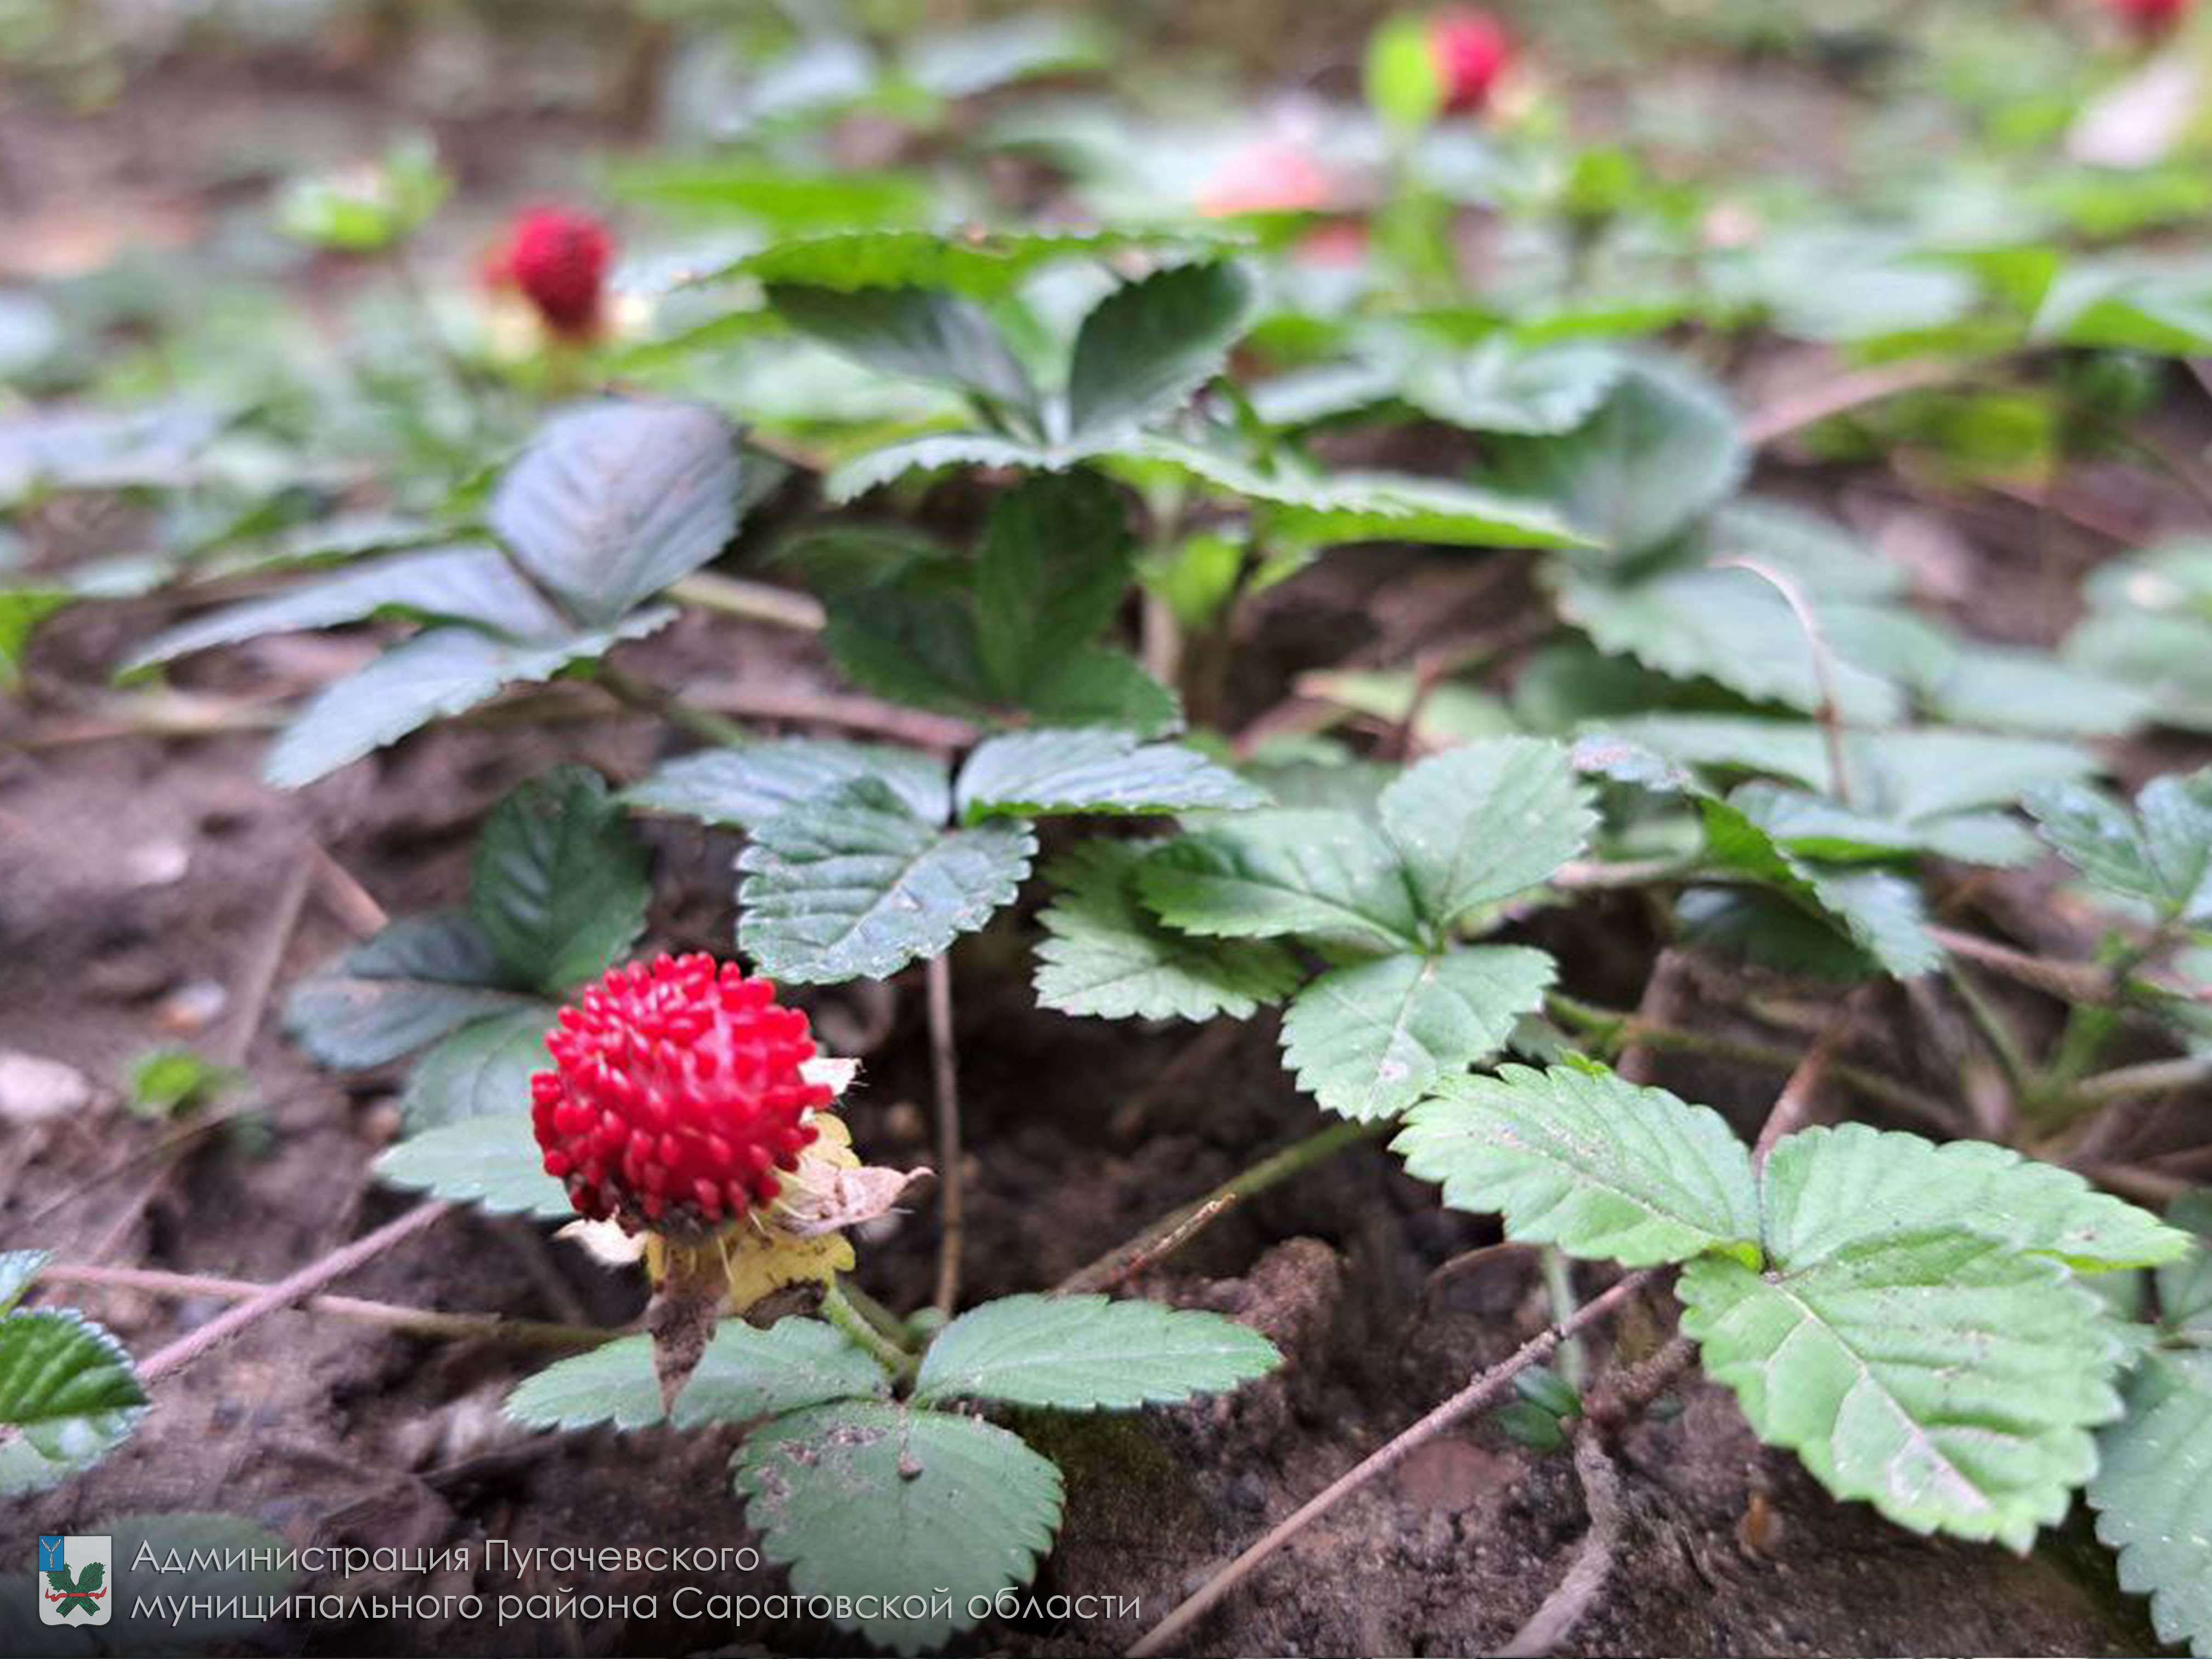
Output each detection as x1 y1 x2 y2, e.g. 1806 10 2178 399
1494 1427 1627 1658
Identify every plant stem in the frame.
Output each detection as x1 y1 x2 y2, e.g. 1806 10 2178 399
593 663 753 747
2070 1052 2212 1108
927 951 964 1316
668 572 825 631
821 1280 916 1382
1539 1246 1587 1390
40 1261 611 1350
1928 925 2114 1005
138 1201 452 1384
1059 1118 1389 1296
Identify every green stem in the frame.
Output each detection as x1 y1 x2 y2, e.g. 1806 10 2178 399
1945 964 2033 1099
1539 1247 1587 1391
822 1281 916 1383
669 572 824 632
593 662 751 747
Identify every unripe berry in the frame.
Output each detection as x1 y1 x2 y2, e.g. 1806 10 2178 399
487 205 613 340
531 953 830 1237
1430 8 1514 115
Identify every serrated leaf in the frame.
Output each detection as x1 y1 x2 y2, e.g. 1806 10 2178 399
400 1005 557 1131
912 1293 1279 1409
1401 338 1626 436
730 229 1229 298
285 912 534 1069
1065 262 1253 440
623 740 951 830
1378 737 1595 925
264 612 671 789
1034 840 1300 1022
0 1310 147 1494
2090 1351 2212 1656
1283 947 1556 1121
2029 770 2212 922
822 583 991 712
767 283 1042 431
1019 646 1182 735
673 1316 890 1426
973 470 1131 699
490 401 743 626
373 1113 571 1217
123 545 566 672
1701 797 1940 977
737 780 1035 983
1680 1228 2123 1552
734 1400 1063 1655
1488 357 1745 555
1393 1063 1762 1267
0 1252 48 1314
1135 808 1424 950
2160 1194 2212 1335
826 432 1069 503
505 1336 665 1431
1761 1122 2187 1272
956 729 1265 822
470 768 649 993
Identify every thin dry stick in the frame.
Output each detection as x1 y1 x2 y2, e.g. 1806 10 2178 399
1753 1006 1854 1162
927 952 964 1316
1927 925 2114 1005
1126 1273 1652 1659
1737 359 1954 447
41 1262 611 1350
1714 557 1852 805
137 1201 452 1384
1494 1427 1627 1658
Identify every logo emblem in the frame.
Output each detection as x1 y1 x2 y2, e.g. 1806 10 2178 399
38 1535 112 1626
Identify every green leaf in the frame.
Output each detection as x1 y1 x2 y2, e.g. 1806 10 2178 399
1760 1123 2188 1273
491 401 743 627
263 612 671 789
1400 338 1626 436
1393 1063 1763 1267
0 586 69 690
1282 947 1556 1121
913 1293 1279 1409
2029 770 2212 923
622 740 951 830
1488 357 1745 556
2160 1194 2212 1335
1135 808 1424 950
372 1113 572 1217
1065 263 1254 441
822 583 991 713
470 768 649 994
400 1005 557 1131
0 1252 46 1314
673 1316 891 1426
730 229 1232 299
1017 646 1182 736
0 1310 147 1494
1378 737 1595 925
767 284 1041 431
285 912 534 1069
1701 797 1940 978
734 1400 1063 1655
1034 840 1301 1022
1364 13 1445 132
122 545 566 672
2090 1351 2212 1657
956 729 1265 822
737 780 1035 983
1680 1228 2123 1551
826 432 1068 503
973 470 1132 698
505 1336 665 1431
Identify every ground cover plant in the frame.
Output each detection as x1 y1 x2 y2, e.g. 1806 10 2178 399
6 0 2212 1654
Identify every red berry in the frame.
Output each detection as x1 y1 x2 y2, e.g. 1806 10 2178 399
490 206 613 340
2107 0 2190 33
1430 8 1514 115
531 953 830 1237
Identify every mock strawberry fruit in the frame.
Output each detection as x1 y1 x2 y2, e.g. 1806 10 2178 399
532 953 829 1237
2107 0 2191 36
487 205 613 340
1430 7 1514 114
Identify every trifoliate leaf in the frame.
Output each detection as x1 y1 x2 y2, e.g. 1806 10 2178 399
1377 737 1594 925
737 779 1035 983
956 729 1265 822
1135 808 1424 950
912 1293 1279 1410
470 768 648 994
263 612 672 789
1033 840 1300 1022
490 401 744 627
672 1316 890 1426
1393 1063 1762 1267
285 912 535 1069
1681 1228 2124 1552
504 1336 666 1432
767 283 1042 432
373 1113 571 1217
0 1310 147 1495
1065 262 1254 440
622 739 952 830
2090 1351 2212 1657
400 1005 557 1131
1760 1122 2188 1272
1282 947 1555 1121
734 1400 1063 1655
